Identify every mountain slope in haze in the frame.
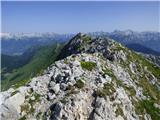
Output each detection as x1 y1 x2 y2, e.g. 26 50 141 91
1 46 41 78
110 30 160 53
89 30 160 53
1 33 73 55
0 33 160 120
125 43 160 66
126 43 160 56
2 30 160 56
1 43 64 91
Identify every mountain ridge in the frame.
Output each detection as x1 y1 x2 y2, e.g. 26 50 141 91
1 30 160 55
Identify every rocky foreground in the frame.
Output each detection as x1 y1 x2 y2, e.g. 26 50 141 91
0 33 160 120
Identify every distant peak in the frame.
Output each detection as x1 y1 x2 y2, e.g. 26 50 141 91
57 33 116 61
77 32 82 36
75 32 86 37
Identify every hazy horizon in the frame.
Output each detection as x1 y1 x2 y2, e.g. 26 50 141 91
1 29 160 35
2 1 160 33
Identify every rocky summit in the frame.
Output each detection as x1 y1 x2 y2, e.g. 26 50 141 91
0 33 160 120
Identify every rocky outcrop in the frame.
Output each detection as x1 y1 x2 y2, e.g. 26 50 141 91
0 34 160 120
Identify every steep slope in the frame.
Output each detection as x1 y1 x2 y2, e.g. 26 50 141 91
126 43 160 56
1 33 73 55
0 33 160 120
1 46 41 80
141 54 160 67
1 43 64 91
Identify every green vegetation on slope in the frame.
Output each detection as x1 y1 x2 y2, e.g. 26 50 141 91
134 99 160 120
83 35 92 43
111 42 160 119
132 53 160 80
96 82 116 99
75 79 85 89
80 61 97 71
1 46 41 73
1 43 64 91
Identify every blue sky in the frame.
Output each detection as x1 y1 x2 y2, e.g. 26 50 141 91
1 1 160 33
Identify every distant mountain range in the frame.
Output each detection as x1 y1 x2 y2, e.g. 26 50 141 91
1 30 160 56
1 33 74 55
89 30 160 54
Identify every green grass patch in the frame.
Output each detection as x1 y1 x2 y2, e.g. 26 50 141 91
111 43 127 52
11 90 19 96
102 68 116 78
60 97 68 104
116 80 123 87
102 67 120 88
75 79 85 89
116 79 136 96
19 116 26 120
36 112 43 119
34 93 41 101
29 93 41 104
13 79 31 89
130 52 160 80
124 86 136 96
134 99 160 120
21 104 30 113
83 35 92 43
26 92 41 114
64 59 69 64
96 83 116 98
80 61 96 71
139 76 160 102
115 104 124 117
66 85 79 96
